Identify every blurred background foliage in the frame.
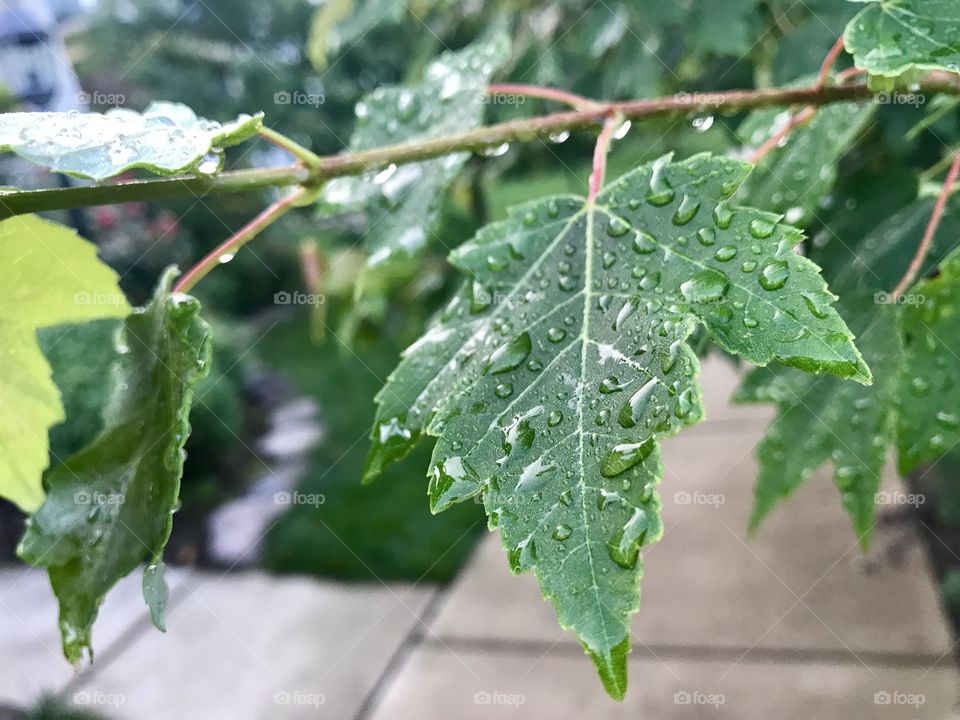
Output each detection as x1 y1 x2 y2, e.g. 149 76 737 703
1 0 957 602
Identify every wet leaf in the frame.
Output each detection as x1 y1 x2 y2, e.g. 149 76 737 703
845 0 960 79
18 268 211 662
0 103 262 181
366 153 868 698
737 197 960 546
318 32 510 274
737 99 876 227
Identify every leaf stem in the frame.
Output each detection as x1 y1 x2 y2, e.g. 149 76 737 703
3 74 960 218
891 150 960 299
258 126 324 168
588 113 622 201
173 186 307 294
816 35 848 89
749 34 850 165
486 83 602 110
746 105 817 164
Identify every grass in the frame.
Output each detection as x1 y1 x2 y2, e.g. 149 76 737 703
258 314 486 583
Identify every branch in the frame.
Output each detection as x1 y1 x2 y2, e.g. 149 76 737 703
173 186 307 293
2 73 960 219
891 150 960 299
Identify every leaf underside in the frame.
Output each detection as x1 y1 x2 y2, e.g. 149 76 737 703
0 216 130 511
844 0 960 78
365 153 868 697
18 268 211 662
0 102 262 181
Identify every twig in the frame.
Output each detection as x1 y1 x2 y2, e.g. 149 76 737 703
3 74 960 219
173 186 307 293
891 150 960 299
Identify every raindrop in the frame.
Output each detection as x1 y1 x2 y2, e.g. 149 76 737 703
600 439 655 478
672 195 701 225
714 245 738 262
680 268 730 303
758 260 789 291
606 216 630 237
633 231 658 254
483 332 532 375
619 377 659 428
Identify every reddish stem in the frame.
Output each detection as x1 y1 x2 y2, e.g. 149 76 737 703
173 187 307 294
486 83 601 111
891 150 960 298
749 35 849 165
588 114 621 201
817 35 847 89
747 105 817 164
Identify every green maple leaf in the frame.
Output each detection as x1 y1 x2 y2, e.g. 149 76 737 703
736 196 960 546
736 97 876 227
365 153 869 698
319 32 510 274
0 215 130 511
845 0 960 79
0 103 261 181
18 268 211 662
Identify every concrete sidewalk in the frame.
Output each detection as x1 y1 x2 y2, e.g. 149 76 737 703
0 357 956 719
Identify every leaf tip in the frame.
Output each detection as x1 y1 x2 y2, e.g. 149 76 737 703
585 637 630 701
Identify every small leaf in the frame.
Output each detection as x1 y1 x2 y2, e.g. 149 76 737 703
0 215 130 511
0 103 262 181
18 268 211 662
737 99 875 227
367 153 868 696
319 32 510 274
845 0 960 79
